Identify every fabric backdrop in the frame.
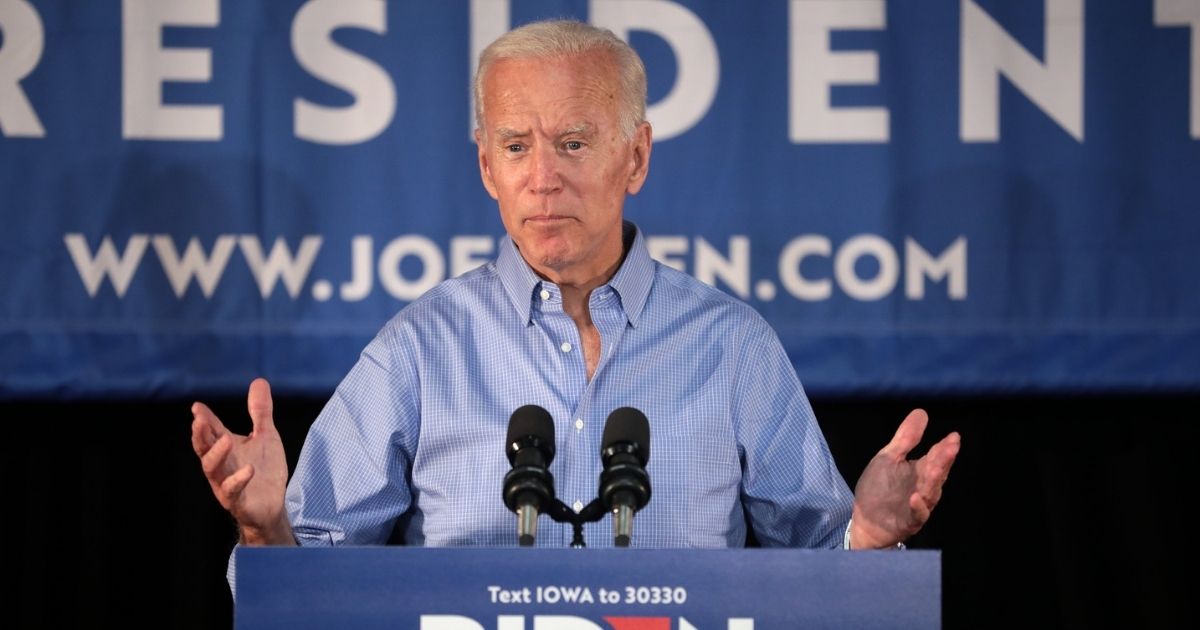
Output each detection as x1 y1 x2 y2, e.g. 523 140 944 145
2 0 1197 397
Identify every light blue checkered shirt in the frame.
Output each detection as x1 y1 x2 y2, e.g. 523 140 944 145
229 223 852 590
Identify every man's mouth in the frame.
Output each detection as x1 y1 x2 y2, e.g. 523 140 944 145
525 215 573 224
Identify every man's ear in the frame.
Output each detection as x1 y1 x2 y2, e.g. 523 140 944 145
626 121 653 195
476 128 499 200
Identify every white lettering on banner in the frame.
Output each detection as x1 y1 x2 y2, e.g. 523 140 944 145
533 617 602 630
121 0 222 140
292 0 396 145
646 236 689 272
152 235 236 298
1156 0 1200 139
694 236 750 299
420 616 528 630
960 0 1085 142
779 235 833 301
421 616 486 630
6 3 1194 144
779 234 967 301
64 233 966 302
619 585 688 604
452 236 496 277
835 234 898 300
646 236 749 298
238 235 323 298
487 585 532 604
341 236 374 301
537 586 595 604
789 0 889 143
0 0 46 137
419 616 753 630
682 620 755 630
592 0 720 141
378 235 444 301
64 234 150 298
344 235 501 299
468 0 510 135
906 236 967 300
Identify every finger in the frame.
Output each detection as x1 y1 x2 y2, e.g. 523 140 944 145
191 417 217 457
882 408 929 459
922 432 962 478
247 378 276 434
201 433 234 477
191 401 230 438
909 492 932 526
915 470 945 508
220 464 255 499
915 432 961 504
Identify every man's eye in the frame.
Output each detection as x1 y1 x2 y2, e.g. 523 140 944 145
564 141 583 151
505 144 524 153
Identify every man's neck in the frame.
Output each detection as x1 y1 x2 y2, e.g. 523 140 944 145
527 228 629 316
555 255 621 318
523 229 629 381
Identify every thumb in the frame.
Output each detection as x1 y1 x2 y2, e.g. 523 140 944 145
882 408 929 458
247 377 276 433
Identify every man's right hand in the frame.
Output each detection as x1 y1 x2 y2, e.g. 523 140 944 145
191 377 294 546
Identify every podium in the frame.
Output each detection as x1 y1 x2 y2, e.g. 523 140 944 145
236 547 939 629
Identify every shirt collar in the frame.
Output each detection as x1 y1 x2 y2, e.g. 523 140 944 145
607 222 653 328
496 221 655 328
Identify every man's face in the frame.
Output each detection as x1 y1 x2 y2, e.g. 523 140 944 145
476 51 651 284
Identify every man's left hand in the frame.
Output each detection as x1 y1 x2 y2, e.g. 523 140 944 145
849 409 961 549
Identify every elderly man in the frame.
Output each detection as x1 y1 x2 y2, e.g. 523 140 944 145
192 19 959 574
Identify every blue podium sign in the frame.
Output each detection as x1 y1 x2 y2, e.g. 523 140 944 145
235 547 939 629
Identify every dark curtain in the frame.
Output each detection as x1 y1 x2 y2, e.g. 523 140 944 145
12 393 1197 629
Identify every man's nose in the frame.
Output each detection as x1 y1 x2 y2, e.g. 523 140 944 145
527 144 562 195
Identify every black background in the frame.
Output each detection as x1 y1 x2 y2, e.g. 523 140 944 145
12 392 1196 628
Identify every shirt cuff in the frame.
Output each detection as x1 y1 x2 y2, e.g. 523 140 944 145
843 518 906 550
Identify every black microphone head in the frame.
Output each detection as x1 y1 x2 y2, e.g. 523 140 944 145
507 404 555 466
601 407 649 466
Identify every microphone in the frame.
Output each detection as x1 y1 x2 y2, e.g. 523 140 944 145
599 407 651 547
502 405 556 546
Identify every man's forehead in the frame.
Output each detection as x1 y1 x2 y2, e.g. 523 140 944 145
484 54 619 103
481 53 621 136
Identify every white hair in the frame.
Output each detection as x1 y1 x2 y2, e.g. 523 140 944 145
474 19 647 139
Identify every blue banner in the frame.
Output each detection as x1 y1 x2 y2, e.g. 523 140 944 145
2 0 1198 397
236 547 940 628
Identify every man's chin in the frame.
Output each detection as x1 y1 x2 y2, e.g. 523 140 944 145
525 243 583 274
520 237 573 266
532 251 573 271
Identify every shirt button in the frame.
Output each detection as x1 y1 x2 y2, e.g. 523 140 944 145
573 500 584 513
540 289 550 300
560 342 572 353
575 418 584 430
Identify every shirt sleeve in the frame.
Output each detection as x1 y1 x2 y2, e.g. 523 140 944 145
730 315 854 549
286 320 423 546
226 319 423 596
